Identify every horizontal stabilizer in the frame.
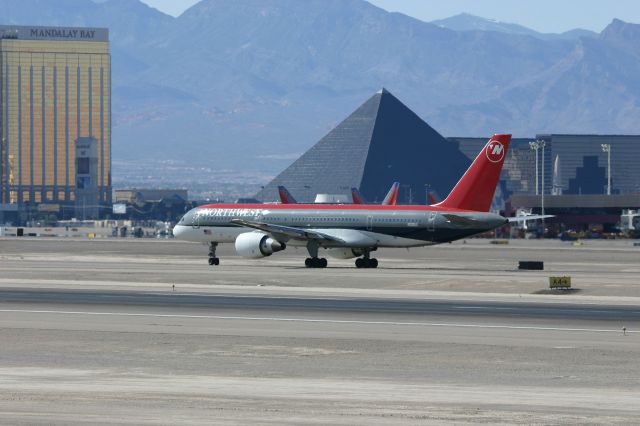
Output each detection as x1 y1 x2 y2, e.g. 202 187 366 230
507 215 554 223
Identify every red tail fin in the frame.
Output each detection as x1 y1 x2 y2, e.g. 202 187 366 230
427 191 439 205
278 186 297 204
436 134 511 212
381 182 400 205
351 188 364 204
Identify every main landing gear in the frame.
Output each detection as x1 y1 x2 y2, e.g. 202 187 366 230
305 241 327 268
355 250 378 268
208 242 220 266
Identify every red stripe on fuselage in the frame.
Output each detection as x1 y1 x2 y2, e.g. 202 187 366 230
197 203 473 212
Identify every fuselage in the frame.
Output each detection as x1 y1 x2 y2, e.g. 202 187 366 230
173 203 507 248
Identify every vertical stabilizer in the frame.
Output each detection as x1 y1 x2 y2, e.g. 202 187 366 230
436 134 511 212
278 186 298 204
381 182 400 205
351 188 365 204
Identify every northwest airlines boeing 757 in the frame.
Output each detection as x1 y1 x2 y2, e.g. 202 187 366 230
173 134 542 268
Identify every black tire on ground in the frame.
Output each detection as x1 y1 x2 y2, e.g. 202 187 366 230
213 258 220 266
370 258 378 268
208 258 215 265
305 258 312 267
320 258 327 268
355 258 364 268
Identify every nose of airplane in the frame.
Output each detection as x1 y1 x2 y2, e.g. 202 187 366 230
172 224 185 239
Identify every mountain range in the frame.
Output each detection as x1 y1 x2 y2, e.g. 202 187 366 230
3 0 640 190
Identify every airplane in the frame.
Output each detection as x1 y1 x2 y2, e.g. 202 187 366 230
351 181 400 205
173 134 548 269
277 185 298 204
278 183 399 206
427 190 440 205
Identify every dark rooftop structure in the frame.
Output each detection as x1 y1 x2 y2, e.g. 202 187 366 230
256 89 470 204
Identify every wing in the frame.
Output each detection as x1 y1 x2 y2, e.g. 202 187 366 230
230 219 345 243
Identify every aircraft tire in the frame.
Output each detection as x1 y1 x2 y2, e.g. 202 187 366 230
305 258 312 267
320 258 328 268
370 258 378 268
208 258 215 265
355 258 364 268
213 258 220 266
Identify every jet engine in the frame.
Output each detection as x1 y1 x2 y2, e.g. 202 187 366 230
235 232 286 259
325 248 364 259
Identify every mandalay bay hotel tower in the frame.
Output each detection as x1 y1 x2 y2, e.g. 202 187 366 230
0 25 111 219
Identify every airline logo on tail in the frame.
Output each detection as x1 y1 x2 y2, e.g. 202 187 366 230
485 140 505 163
435 134 511 212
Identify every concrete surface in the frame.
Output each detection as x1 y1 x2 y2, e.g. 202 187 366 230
0 237 639 424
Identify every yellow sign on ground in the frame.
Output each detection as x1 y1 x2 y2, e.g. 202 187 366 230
549 276 572 289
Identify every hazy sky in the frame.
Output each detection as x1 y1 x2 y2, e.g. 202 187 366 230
140 0 640 33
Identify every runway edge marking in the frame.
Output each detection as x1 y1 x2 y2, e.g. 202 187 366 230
0 309 636 334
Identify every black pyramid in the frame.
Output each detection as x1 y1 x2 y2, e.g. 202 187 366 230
256 89 471 204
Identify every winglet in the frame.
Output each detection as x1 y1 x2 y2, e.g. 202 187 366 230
436 134 511 212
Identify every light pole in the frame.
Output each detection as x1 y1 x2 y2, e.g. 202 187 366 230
402 184 413 205
529 141 539 195
540 140 546 218
601 143 611 195
529 139 546 234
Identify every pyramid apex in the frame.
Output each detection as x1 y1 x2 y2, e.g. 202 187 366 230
377 87 390 95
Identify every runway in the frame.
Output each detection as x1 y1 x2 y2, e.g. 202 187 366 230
1 238 640 424
2 287 640 321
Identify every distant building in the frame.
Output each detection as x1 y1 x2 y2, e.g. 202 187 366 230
256 89 470 204
450 134 640 198
0 25 111 221
114 189 190 221
448 137 536 202
75 137 99 219
451 134 640 232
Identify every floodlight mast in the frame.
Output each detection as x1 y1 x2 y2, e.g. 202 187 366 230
529 141 539 196
601 143 611 195
529 139 546 232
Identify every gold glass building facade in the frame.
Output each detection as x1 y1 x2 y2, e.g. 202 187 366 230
0 25 110 209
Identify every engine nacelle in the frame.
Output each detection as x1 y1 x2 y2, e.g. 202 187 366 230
325 248 364 259
235 232 286 259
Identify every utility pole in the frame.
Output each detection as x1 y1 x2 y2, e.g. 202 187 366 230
601 143 611 195
402 184 413 205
